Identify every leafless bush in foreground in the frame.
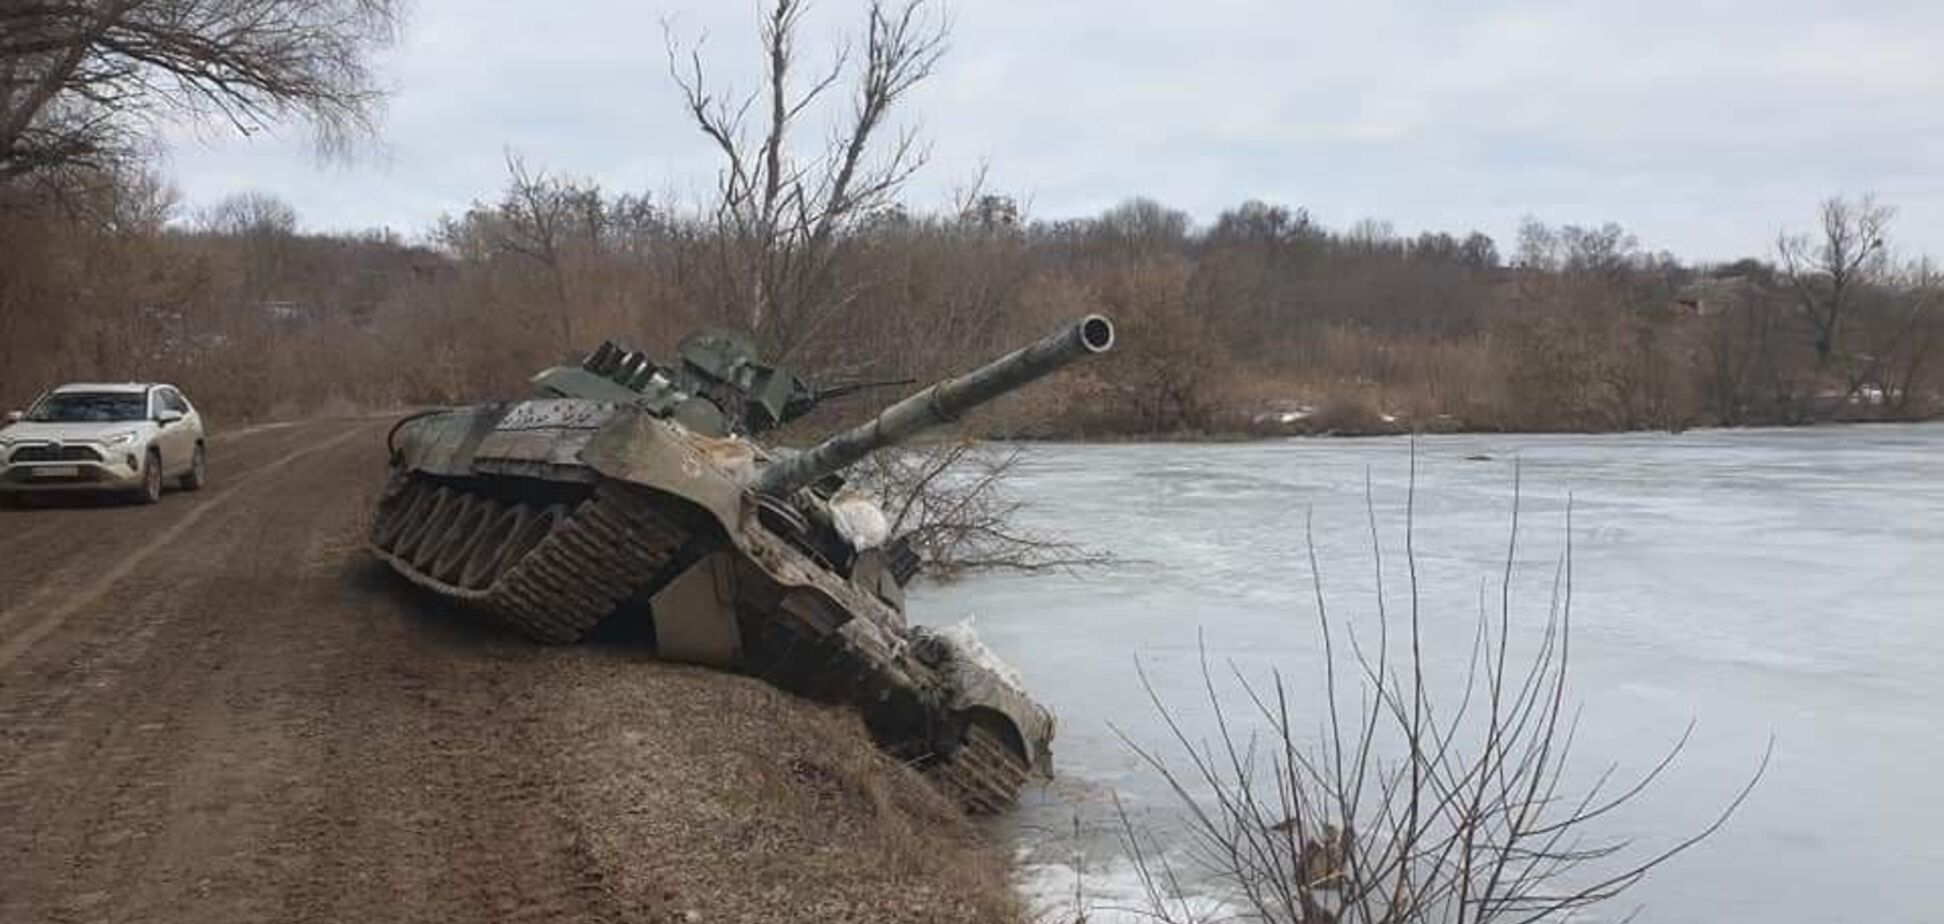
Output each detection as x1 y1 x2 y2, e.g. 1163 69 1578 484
1118 463 1769 924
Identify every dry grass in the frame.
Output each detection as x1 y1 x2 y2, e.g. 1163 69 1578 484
295 466 1025 923
532 654 1024 923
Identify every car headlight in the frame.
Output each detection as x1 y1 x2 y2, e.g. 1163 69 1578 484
100 431 139 447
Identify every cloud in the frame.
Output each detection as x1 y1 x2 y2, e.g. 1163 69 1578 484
158 0 1944 262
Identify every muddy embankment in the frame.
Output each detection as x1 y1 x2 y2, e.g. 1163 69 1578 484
0 416 1019 924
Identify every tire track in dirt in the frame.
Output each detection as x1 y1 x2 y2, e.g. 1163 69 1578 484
0 415 1017 924
0 422 390 924
0 419 355 607
0 418 649 924
268 600 643 924
0 423 375 668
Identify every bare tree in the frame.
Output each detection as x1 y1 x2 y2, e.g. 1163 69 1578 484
0 0 400 183
1859 258 1942 415
1093 256 1223 432
1516 219 1639 277
430 156 632 352
1119 468 1767 923
198 189 296 236
489 156 604 349
1697 281 1786 426
197 188 298 305
1777 195 1892 368
667 0 947 358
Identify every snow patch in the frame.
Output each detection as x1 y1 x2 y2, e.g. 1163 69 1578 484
933 618 1029 691
1016 854 1238 924
1251 404 1316 426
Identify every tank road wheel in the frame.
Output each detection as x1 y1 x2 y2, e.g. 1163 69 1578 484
479 486 692 644
373 479 432 551
929 719 1033 815
409 490 470 572
481 503 584 643
371 478 415 549
429 496 496 583
370 482 692 646
459 503 532 590
501 503 569 575
392 488 456 568
377 481 438 554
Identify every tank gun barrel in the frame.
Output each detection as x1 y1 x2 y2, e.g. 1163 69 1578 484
752 315 1114 497
812 376 919 403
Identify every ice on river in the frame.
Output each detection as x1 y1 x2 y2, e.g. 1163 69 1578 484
911 423 1944 924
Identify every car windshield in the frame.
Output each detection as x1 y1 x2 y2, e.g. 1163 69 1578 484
27 392 149 423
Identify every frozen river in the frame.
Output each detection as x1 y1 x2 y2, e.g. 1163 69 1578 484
911 423 1944 923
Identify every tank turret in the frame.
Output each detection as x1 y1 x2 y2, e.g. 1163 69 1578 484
532 329 921 438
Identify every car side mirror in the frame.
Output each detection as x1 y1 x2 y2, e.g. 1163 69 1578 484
3 411 20 424
156 409 184 425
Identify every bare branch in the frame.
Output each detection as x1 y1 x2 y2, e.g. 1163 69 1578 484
1115 468 1764 924
2 0 400 182
667 0 947 357
851 439 1114 579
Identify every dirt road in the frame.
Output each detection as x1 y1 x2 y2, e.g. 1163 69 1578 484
0 418 1013 924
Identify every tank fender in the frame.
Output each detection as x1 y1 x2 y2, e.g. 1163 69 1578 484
957 707 1033 772
912 632 1056 777
390 404 508 477
579 408 745 528
944 675 1056 778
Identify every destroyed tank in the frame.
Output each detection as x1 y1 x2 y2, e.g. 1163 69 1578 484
369 315 1115 812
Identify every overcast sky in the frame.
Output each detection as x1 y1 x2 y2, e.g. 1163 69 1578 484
159 0 1944 262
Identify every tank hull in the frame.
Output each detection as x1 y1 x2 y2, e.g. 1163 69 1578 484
371 399 1054 812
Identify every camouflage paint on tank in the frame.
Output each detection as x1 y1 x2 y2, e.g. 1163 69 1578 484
369 316 1113 808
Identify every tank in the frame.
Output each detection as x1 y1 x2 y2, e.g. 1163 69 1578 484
369 315 1115 813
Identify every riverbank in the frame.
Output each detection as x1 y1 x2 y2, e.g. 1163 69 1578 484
991 404 1944 442
0 416 1022 924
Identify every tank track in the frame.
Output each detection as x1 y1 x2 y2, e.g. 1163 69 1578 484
369 472 688 643
734 595 1034 813
928 722 1031 815
372 470 1031 813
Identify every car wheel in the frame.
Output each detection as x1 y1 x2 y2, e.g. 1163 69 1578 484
137 449 163 505
181 443 206 491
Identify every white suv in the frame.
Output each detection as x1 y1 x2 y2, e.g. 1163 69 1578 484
0 383 207 505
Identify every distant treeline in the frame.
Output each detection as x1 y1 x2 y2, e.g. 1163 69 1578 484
3 0 1936 438
1 173 1938 437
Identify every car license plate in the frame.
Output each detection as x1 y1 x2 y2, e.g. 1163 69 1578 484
32 466 80 478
